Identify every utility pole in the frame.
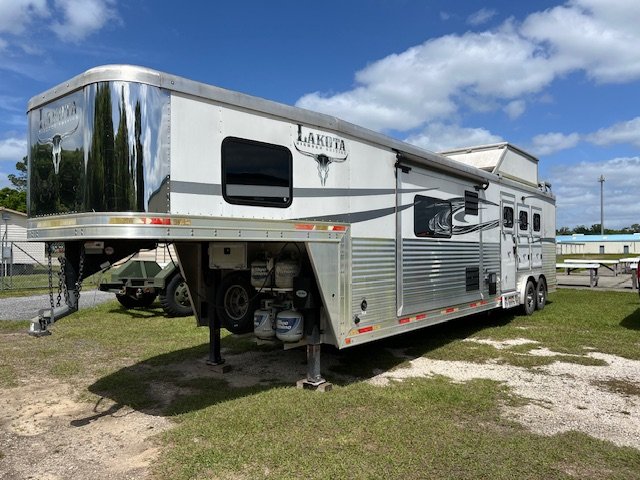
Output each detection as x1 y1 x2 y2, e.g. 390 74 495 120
598 175 605 235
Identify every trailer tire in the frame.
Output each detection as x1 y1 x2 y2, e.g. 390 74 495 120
535 279 547 311
160 274 193 317
522 280 536 316
116 292 157 309
216 272 256 334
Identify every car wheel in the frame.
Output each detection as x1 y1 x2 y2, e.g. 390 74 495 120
535 279 547 311
522 280 536 316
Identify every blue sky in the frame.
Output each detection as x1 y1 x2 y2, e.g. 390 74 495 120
0 0 639 229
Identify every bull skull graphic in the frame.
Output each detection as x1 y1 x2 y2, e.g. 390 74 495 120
295 146 347 186
37 121 79 174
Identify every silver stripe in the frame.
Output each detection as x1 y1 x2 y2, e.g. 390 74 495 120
227 184 289 197
171 181 428 198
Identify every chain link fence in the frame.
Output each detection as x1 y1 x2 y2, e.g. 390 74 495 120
0 241 103 293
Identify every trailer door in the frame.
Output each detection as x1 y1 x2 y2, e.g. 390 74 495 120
500 195 516 292
517 203 531 270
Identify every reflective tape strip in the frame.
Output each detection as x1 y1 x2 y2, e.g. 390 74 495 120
469 300 488 308
398 313 427 325
442 307 459 314
295 224 347 231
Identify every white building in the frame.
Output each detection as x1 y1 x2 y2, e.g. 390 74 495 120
556 234 640 255
1 207 46 271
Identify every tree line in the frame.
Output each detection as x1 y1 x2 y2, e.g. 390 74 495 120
557 224 640 235
0 156 27 212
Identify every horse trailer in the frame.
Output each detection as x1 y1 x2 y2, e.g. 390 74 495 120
27 65 555 389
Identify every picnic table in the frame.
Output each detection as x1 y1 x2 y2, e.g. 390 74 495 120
556 262 600 287
565 258 620 276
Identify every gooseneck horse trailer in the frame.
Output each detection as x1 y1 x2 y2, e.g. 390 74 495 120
27 65 555 389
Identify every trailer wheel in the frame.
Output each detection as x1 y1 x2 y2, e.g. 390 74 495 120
160 274 193 317
522 280 536 316
535 279 547 311
216 272 256 334
116 292 157 309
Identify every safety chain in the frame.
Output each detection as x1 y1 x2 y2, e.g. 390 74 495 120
45 243 54 329
59 256 68 307
76 246 85 303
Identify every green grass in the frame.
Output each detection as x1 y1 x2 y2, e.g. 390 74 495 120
1 289 640 479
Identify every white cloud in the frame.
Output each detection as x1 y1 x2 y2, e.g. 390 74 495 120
296 1 640 134
467 8 497 26
51 0 118 42
0 0 49 35
0 137 27 162
587 117 640 147
504 99 526 119
530 132 580 156
521 0 640 83
297 25 552 132
551 156 640 228
405 123 503 152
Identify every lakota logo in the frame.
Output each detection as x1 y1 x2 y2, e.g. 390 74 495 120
37 101 80 174
295 124 348 186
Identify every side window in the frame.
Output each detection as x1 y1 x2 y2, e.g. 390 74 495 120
222 137 292 208
464 190 479 215
503 206 514 229
414 195 452 238
519 210 529 231
533 213 541 232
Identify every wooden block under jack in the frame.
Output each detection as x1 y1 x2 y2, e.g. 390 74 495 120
206 361 231 373
297 379 333 392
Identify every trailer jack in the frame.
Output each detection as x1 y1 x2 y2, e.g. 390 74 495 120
297 324 332 392
29 303 78 337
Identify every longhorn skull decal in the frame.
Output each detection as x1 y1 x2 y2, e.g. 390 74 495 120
295 125 348 186
294 147 347 186
38 121 79 175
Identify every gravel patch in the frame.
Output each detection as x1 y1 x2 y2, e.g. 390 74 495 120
370 346 640 450
0 290 115 321
462 337 540 349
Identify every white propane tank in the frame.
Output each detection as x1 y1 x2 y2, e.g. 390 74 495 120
254 300 277 339
275 309 304 342
275 259 300 289
251 259 272 288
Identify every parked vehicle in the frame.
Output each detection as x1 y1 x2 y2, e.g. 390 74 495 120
98 259 192 316
26 65 555 388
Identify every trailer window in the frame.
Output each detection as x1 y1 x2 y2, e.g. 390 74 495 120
222 137 292 208
464 190 479 216
414 195 452 238
519 211 529 231
503 206 514 229
533 213 541 232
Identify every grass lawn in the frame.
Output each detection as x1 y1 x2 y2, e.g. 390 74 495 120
1 289 639 479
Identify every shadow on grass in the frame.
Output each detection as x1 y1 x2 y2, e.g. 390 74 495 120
620 306 640 330
80 306 520 421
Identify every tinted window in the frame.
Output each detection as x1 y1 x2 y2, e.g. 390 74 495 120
465 190 479 216
533 213 541 232
503 206 514 229
519 211 529 231
222 137 292 207
414 195 452 238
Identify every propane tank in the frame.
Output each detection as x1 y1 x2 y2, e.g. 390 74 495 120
254 300 277 339
276 308 304 342
275 258 301 289
251 258 272 288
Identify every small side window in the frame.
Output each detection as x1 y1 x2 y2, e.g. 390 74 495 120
222 137 292 208
503 206 514 229
533 213 541 232
519 211 529 231
464 190 479 216
414 195 452 238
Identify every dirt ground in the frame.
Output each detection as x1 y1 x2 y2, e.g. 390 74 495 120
0 378 170 480
1 339 639 479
